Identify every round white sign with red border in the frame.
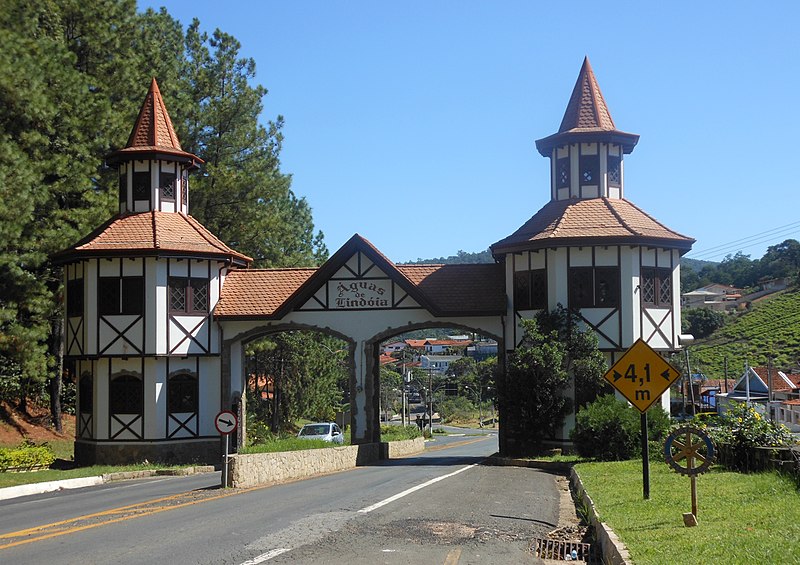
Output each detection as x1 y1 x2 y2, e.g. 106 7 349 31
215 410 238 435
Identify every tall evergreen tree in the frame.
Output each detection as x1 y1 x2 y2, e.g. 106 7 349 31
180 21 327 267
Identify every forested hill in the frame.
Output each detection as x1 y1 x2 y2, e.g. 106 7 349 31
688 288 800 378
402 250 494 265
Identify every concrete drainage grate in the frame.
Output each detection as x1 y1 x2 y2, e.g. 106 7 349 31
532 538 597 562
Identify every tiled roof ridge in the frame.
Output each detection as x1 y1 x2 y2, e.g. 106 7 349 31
229 267 319 273
150 211 160 249
616 198 692 239
601 197 636 236
182 213 238 255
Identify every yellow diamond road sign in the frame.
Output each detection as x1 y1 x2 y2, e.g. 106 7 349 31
604 339 681 413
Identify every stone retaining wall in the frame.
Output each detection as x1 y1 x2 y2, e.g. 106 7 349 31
228 438 424 488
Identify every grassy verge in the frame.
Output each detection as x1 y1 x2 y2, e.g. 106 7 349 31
575 460 800 564
0 462 202 489
241 437 337 454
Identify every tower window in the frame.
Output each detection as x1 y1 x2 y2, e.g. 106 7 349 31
133 172 150 200
579 155 599 186
641 268 672 307
556 157 570 189
110 374 142 415
168 373 198 414
608 155 621 187
119 172 127 203
514 269 547 310
569 266 619 308
67 279 84 316
160 171 176 200
169 277 208 314
98 277 144 316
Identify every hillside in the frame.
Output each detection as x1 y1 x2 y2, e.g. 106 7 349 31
689 287 800 378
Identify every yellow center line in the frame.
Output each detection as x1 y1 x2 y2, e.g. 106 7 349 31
444 547 462 565
0 486 264 551
1 434 493 551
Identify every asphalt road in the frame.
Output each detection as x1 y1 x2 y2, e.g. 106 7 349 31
0 430 560 564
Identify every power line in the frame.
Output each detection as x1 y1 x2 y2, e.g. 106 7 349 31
685 220 800 261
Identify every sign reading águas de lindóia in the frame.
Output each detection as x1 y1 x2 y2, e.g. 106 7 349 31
334 280 391 309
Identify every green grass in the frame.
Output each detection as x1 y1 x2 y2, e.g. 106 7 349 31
575 460 800 564
241 437 344 454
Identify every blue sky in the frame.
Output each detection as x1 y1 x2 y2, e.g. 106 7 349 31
140 1 800 264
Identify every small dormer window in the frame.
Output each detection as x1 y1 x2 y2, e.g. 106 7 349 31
556 157 570 189
608 155 621 188
580 155 599 186
133 172 150 201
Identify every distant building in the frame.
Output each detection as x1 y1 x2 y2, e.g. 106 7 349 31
682 283 742 311
716 365 800 431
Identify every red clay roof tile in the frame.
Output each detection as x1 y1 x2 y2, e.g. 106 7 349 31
214 269 316 317
491 197 694 254
108 78 201 165
53 211 251 264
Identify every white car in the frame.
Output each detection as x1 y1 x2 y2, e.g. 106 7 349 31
297 422 344 444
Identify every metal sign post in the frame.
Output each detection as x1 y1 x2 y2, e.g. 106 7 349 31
215 410 238 489
603 339 681 500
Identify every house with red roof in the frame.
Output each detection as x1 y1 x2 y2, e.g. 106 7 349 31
717 365 800 431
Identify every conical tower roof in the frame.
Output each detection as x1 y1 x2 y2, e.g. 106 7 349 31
107 78 202 166
536 57 639 156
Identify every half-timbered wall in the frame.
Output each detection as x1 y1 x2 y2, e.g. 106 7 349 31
119 159 190 215
506 245 681 353
550 142 624 201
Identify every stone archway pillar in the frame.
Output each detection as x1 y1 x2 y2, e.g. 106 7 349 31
350 339 379 444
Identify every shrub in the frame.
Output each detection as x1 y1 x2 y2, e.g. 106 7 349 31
708 403 794 471
571 394 670 461
380 425 422 441
438 396 474 423
0 441 56 471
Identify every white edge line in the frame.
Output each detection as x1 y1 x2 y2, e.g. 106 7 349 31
357 463 477 514
240 547 291 565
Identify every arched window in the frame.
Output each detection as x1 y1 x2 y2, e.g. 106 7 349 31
168 373 198 414
110 374 143 414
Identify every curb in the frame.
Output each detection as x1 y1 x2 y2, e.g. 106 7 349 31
0 465 216 501
484 457 630 564
569 467 631 564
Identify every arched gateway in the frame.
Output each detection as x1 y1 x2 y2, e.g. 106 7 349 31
55 59 693 464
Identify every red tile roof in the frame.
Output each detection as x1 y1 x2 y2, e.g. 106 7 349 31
491 197 694 254
396 263 506 315
214 268 316 317
108 78 201 166
536 57 639 156
52 211 251 264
